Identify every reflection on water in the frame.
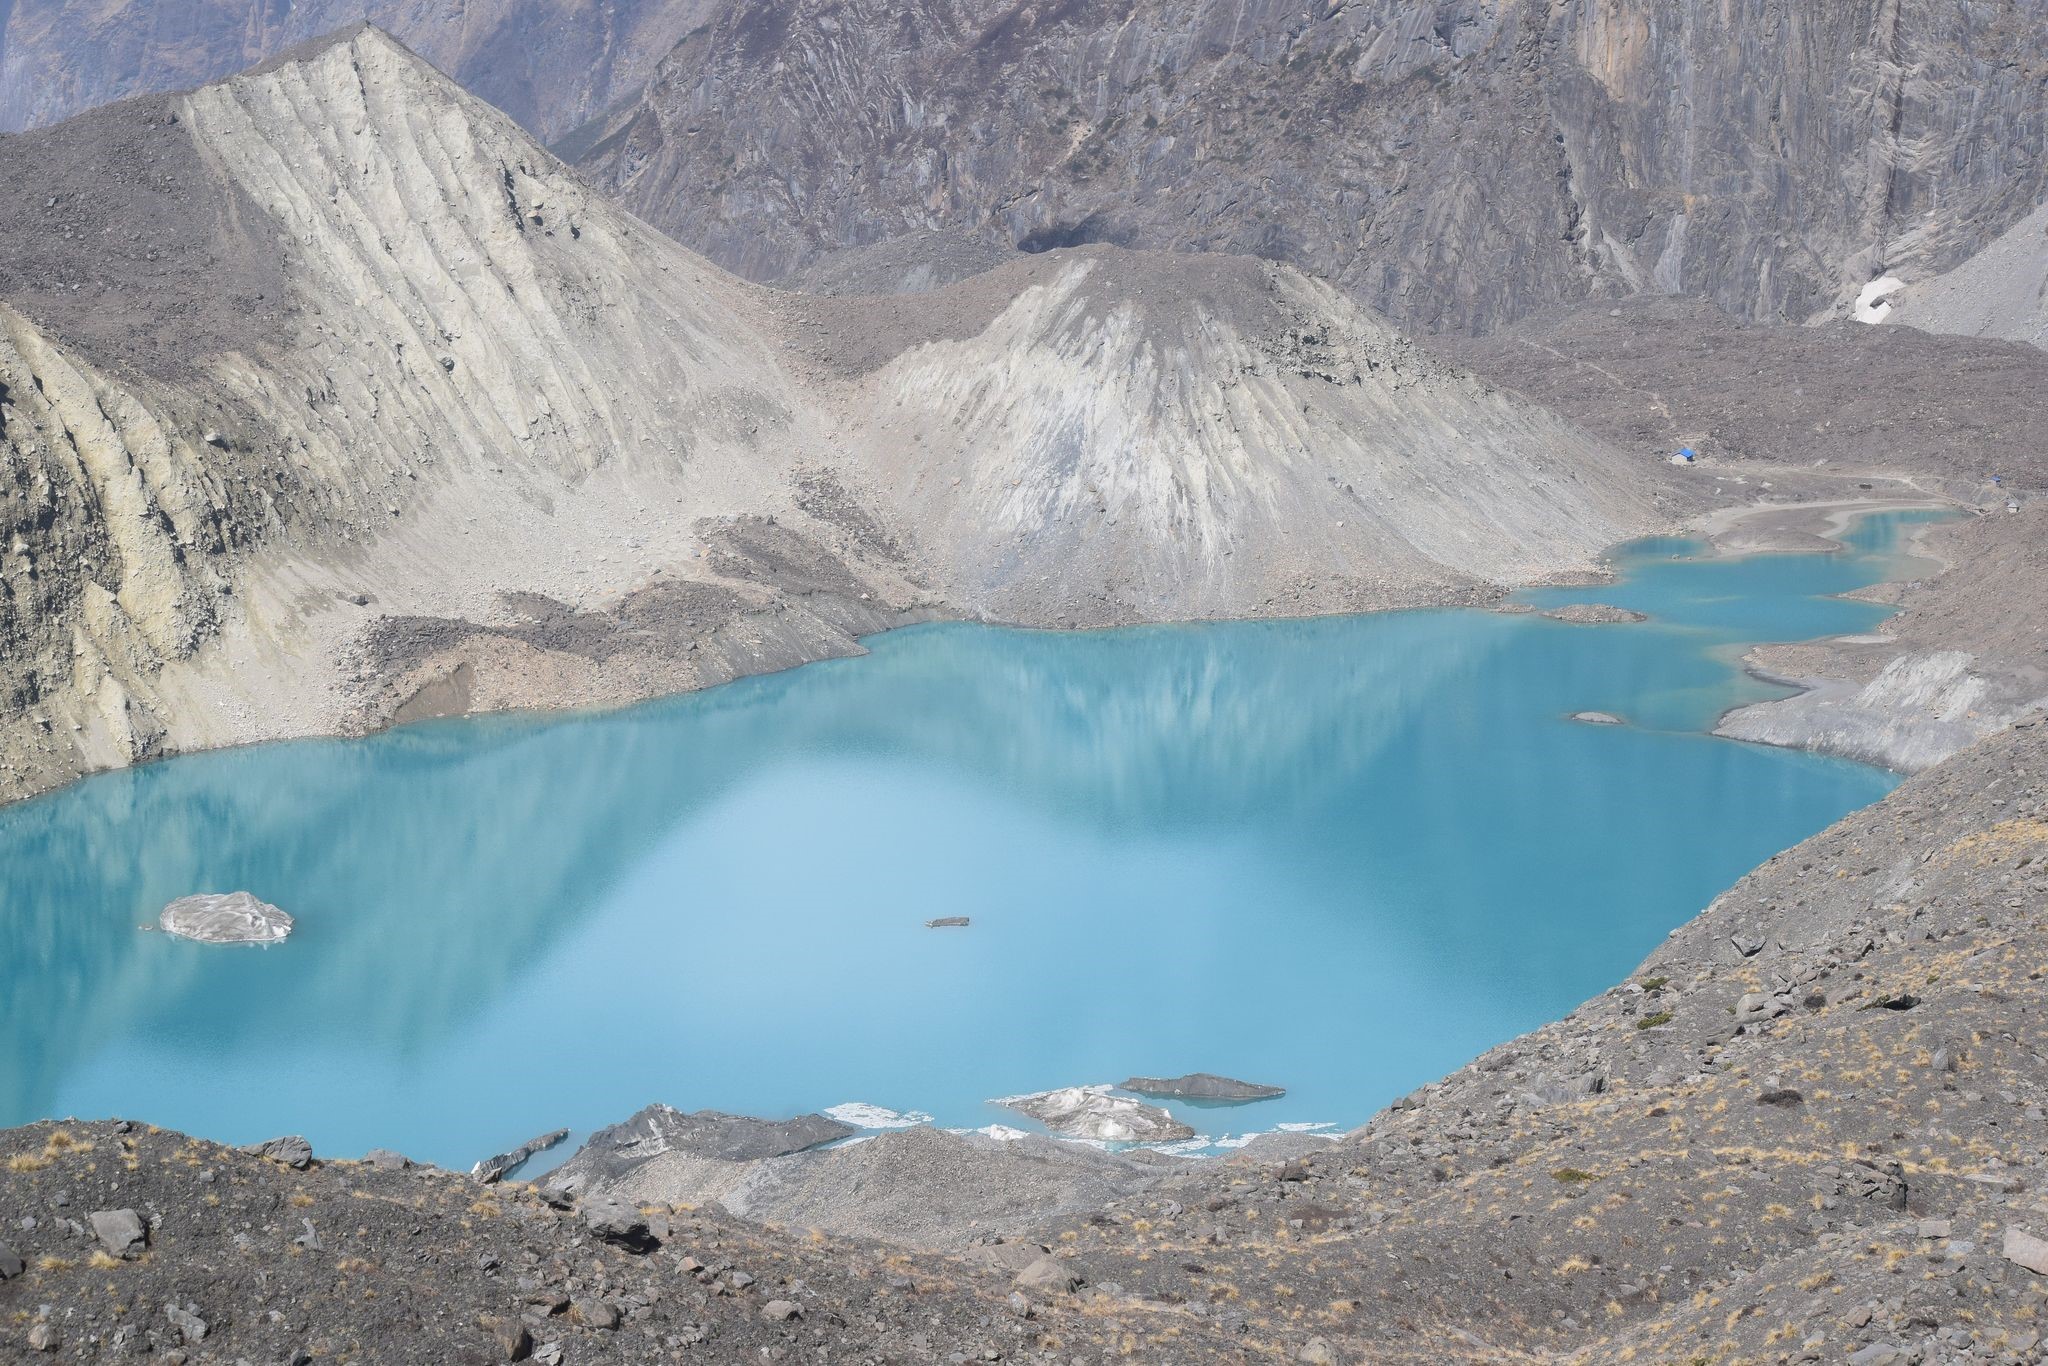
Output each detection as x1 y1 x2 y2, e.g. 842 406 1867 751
0 514 1937 1165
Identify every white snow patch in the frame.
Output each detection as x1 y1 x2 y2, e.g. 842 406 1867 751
825 1102 934 1130
1854 276 1907 324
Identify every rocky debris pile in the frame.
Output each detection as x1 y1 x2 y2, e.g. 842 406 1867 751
545 1104 853 1194
157 892 292 944
1120 1073 1284 1102
997 1086 1194 1142
1541 602 1648 624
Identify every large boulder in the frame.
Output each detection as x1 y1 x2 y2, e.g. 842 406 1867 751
158 892 293 944
88 1209 146 1259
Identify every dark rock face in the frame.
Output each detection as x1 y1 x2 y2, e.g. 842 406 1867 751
572 0 2048 335
0 1 720 139
549 1105 856 1193
1120 1074 1284 1102
471 1128 569 1183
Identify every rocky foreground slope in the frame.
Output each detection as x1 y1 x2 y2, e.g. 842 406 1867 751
0 25 1679 809
5 711 2044 1363
571 0 2048 338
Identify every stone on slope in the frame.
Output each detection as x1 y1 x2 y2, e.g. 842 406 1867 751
580 1194 660 1253
1119 1073 1284 1102
159 892 293 944
88 1208 147 1259
998 1087 1195 1143
1012 1255 1083 1297
2004 1227 2048 1275
244 1135 314 1168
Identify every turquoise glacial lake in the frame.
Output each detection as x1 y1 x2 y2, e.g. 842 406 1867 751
0 512 1940 1170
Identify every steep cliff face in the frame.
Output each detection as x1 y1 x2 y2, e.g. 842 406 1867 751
0 0 719 138
574 0 2048 335
0 26 1666 805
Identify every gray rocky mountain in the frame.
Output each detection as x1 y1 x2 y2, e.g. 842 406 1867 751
571 0 2048 336
0 0 719 138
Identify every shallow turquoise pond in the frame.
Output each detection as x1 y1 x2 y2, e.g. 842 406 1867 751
0 512 1941 1168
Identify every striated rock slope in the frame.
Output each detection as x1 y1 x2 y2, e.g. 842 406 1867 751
0 0 720 138
0 25 1667 808
572 0 2048 335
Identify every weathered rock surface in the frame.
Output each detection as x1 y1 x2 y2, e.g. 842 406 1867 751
547 1104 855 1195
157 892 292 944
1120 1073 1285 1102
998 1087 1195 1143
573 0 2048 337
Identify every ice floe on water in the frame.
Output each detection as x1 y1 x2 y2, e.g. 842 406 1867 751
1275 1121 1339 1133
825 1102 934 1129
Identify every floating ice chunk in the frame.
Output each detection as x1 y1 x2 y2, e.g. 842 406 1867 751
824 1102 934 1130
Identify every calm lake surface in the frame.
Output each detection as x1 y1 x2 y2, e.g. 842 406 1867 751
0 512 1940 1169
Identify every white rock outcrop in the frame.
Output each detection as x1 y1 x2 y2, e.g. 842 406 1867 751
159 892 294 944
996 1087 1195 1143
